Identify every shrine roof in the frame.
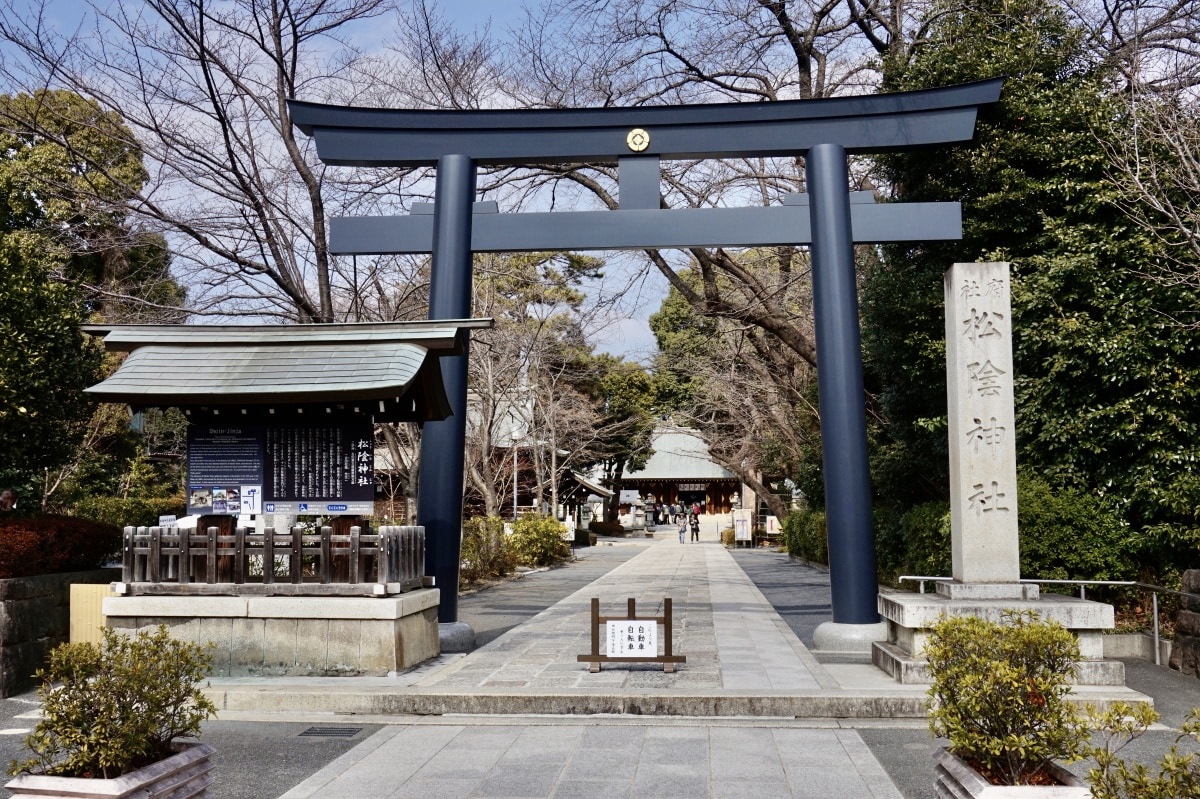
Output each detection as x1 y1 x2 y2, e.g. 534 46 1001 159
83 320 492 423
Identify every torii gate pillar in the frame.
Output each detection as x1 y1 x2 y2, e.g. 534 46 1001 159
808 143 886 647
418 155 476 624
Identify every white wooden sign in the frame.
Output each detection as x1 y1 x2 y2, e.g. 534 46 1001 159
606 620 658 658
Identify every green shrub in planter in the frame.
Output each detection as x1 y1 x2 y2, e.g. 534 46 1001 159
1087 702 1200 798
9 626 217 779
926 610 1086 785
510 515 570 567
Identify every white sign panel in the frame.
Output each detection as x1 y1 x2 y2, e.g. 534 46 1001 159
733 508 753 541
606 620 658 658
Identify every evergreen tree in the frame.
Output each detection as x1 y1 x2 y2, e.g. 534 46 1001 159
863 0 1200 575
0 90 187 509
0 231 103 503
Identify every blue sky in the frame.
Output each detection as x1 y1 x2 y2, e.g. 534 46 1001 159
436 0 533 32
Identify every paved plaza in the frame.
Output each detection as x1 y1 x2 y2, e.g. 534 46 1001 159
2 533 1196 799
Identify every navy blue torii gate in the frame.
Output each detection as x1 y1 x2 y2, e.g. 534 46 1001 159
290 78 1003 628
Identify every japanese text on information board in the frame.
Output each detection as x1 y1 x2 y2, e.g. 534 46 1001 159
187 423 374 516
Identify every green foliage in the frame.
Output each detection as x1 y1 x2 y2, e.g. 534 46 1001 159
572 356 657 520
1088 703 1200 799
1016 473 1136 584
926 611 1086 785
71 496 186 529
782 508 827 564
0 90 185 509
460 516 515 585
874 475 1136 588
0 90 147 234
9 626 216 779
0 90 183 322
509 514 571 567
889 502 952 581
863 0 1200 582
0 231 103 499
647 279 718 413
0 514 121 579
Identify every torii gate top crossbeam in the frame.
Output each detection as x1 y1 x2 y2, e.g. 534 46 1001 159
289 79 1003 166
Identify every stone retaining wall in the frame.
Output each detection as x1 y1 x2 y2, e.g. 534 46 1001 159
1169 569 1200 676
0 569 119 697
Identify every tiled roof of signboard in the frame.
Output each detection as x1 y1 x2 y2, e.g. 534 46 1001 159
82 320 491 407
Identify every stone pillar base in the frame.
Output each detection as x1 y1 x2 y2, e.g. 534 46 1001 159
874 585 1125 685
813 620 889 654
439 621 476 652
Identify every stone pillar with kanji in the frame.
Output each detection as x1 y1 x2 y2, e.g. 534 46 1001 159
941 262 1028 598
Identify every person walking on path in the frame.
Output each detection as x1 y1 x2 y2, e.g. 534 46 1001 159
678 515 687 543
690 507 700 542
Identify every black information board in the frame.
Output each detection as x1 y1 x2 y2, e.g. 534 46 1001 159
187 423 374 516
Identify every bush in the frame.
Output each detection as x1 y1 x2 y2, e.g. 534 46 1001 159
1017 473 1135 584
72 496 186 528
783 508 827 564
897 501 952 579
460 516 514 585
0 515 121 578
720 528 735 546
510 514 570 567
9 626 217 779
1088 702 1200 798
926 611 1086 785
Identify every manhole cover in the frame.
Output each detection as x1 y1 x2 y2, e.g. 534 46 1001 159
298 726 363 738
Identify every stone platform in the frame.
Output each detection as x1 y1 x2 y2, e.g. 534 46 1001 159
874 586 1124 685
102 590 440 677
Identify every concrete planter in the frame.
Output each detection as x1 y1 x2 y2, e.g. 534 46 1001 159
934 748 1089 798
5 742 214 799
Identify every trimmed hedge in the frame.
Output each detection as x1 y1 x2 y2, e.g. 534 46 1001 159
0 515 122 579
783 508 828 565
71 496 186 528
873 472 1135 592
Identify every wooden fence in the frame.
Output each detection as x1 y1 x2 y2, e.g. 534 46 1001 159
119 524 426 596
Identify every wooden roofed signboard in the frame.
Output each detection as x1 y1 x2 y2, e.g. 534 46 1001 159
84 320 492 516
